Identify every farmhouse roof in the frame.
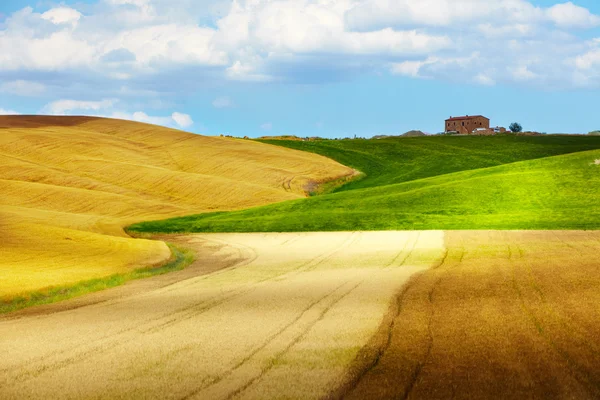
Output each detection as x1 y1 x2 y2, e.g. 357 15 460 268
446 115 489 121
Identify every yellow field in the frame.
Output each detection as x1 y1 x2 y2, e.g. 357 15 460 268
2 230 598 399
0 116 354 297
0 231 445 399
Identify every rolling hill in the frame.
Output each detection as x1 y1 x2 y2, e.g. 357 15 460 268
259 135 600 191
129 135 600 233
0 116 353 298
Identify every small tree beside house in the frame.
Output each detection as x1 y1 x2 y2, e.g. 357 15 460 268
509 122 523 133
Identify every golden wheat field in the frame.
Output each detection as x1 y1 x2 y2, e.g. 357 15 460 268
2 231 599 399
0 116 354 297
0 231 445 400
340 230 600 400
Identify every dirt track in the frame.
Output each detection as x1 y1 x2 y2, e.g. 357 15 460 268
0 231 444 399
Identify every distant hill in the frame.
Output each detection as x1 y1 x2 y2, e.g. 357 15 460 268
401 130 426 137
0 116 353 297
257 135 305 140
372 130 426 139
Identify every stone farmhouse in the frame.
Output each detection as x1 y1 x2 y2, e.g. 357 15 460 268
444 115 508 135
445 115 490 134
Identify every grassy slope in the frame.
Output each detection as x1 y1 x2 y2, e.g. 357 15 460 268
129 136 600 233
0 116 352 298
260 135 600 191
0 244 194 315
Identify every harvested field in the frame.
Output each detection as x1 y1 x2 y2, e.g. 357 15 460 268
2 230 599 399
0 116 353 297
340 230 600 400
0 231 444 399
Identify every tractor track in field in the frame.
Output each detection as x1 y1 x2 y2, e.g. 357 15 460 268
0 233 360 387
324 231 433 400
213 233 427 400
1 231 436 400
223 280 364 400
0 237 258 384
400 247 455 400
180 279 355 400
506 237 600 397
334 231 600 400
6 231 597 399
144 232 361 334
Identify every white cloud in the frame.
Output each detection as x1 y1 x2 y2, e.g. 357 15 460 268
212 96 235 108
0 108 20 115
42 99 117 115
226 60 276 82
1 0 600 93
575 48 600 70
114 111 195 129
391 53 481 80
344 0 544 30
103 24 228 68
547 2 600 28
0 7 95 71
477 23 535 38
474 73 496 86
40 98 195 129
0 80 46 96
390 60 428 77
171 112 193 128
216 0 450 57
128 111 172 126
260 122 273 131
41 7 82 25
511 65 538 80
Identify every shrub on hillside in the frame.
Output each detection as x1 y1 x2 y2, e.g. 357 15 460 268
589 131 600 136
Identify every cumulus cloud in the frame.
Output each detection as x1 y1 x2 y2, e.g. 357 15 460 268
0 80 46 96
474 73 496 86
118 111 194 129
511 65 539 81
0 108 20 115
344 0 544 30
42 99 118 115
40 98 194 129
575 48 600 70
1 0 600 99
171 112 194 128
260 122 273 131
41 7 82 25
546 2 600 28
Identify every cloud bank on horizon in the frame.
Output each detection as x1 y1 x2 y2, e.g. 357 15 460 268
0 0 599 131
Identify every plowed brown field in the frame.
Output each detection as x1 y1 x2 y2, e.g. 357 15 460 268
0 116 353 297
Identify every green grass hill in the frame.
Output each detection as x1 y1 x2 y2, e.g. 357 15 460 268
128 136 600 233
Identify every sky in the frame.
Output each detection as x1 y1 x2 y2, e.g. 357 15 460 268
1 0 600 137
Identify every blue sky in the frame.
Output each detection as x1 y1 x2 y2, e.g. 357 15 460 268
1 0 600 137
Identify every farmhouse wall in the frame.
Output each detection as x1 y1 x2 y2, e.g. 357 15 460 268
445 115 490 134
